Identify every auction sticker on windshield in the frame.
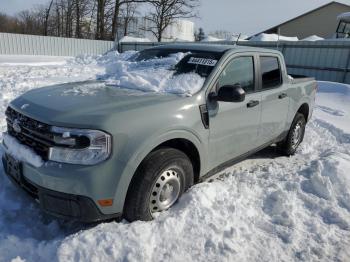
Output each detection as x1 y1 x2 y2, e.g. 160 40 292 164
188 57 218 66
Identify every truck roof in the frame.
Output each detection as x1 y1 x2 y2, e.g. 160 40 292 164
148 43 280 55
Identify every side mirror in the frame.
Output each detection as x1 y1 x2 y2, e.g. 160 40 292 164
211 84 246 103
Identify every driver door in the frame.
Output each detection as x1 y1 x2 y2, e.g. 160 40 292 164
208 55 262 168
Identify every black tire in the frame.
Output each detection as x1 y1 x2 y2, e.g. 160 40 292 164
278 113 306 156
124 148 194 222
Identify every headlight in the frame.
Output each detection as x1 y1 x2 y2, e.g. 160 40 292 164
48 126 111 165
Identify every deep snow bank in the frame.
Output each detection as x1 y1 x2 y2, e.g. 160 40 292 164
0 54 349 262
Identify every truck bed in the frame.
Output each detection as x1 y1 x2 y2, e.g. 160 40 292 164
289 74 315 84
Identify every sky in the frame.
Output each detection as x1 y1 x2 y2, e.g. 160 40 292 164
1 0 350 36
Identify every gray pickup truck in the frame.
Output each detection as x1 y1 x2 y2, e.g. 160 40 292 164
2 44 317 222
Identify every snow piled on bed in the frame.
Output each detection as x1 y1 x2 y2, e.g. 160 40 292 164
0 55 350 262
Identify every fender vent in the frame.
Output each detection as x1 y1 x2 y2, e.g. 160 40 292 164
199 104 209 129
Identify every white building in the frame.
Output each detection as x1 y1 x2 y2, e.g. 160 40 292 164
116 17 195 42
158 20 195 42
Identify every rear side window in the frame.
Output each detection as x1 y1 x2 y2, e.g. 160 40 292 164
260 56 282 89
217 56 255 93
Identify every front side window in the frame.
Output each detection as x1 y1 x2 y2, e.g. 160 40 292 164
260 56 282 89
217 56 255 93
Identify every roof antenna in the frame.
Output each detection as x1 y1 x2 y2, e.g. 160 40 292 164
234 33 241 46
277 27 281 50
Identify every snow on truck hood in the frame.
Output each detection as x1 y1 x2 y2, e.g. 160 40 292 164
8 51 207 125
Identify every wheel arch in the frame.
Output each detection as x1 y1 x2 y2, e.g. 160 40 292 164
152 138 201 183
113 130 206 214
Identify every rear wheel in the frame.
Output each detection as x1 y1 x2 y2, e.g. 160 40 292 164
278 113 306 156
124 148 194 222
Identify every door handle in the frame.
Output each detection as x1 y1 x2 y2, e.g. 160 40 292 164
278 93 287 99
247 100 259 108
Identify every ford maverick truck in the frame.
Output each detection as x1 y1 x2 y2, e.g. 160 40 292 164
2 44 317 222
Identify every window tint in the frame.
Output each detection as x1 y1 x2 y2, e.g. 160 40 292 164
217 57 255 93
260 56 282 89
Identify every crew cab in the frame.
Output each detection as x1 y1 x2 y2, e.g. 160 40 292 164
2 44 317 222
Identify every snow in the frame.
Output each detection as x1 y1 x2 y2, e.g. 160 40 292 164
2 133 44 168
119 36 151 43
0 54 350 261
250 33 299 41
201 35 248 42
0 55 71 66
0 51 206 122
103 52 205 95
201 35 225 42
315 81 350 133
301 35 324 41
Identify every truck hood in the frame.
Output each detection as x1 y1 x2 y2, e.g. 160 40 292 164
10 80 182 127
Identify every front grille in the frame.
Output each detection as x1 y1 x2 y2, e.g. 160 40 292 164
5 107 54 160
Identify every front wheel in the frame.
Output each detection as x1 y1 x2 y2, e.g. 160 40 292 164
124 148 194 222
278 113 306 156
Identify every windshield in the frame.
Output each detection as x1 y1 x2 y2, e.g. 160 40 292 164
106 48 225 96
130 48 224 78
174 53 222 78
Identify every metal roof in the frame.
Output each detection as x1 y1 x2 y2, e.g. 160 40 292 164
251 1 350 37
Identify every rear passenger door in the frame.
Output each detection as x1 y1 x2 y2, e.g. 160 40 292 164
258 56 290 144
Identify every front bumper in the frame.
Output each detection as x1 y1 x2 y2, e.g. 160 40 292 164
2 155 121 222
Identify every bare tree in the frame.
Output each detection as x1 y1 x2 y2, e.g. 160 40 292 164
143 0 199 42
95 0 106 39
44 0 54 35
1 0 170 41
75 0 82 37
120 2 138 36
111 0 151 41
74 0 91 38
0 12 16 33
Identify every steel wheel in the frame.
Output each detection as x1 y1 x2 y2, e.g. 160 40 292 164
124 148 193 222
278 113 306 156
291 121 303 149
149 169 181 214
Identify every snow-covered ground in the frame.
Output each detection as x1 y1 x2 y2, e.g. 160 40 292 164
249 33 299 42
119 36 151 43
0 54 349 262
301 35 325 41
